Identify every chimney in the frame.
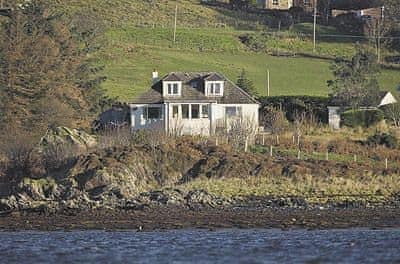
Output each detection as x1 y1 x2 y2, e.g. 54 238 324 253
152 69 159 85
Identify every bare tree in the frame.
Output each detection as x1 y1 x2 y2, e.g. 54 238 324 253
383 104 400 128
260 106 290 134
223 116 259 151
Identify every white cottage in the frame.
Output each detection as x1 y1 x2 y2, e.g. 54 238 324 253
130 72 260 136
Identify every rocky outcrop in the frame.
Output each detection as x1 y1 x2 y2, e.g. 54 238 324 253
40 126 97 150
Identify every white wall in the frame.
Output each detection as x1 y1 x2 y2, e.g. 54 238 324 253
167 103 210 136
328 106 341 130
130 103 260 135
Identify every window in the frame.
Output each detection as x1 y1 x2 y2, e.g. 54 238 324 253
303 0 311 6
167 83 179 95
201 105 209 118
145 106 163 120
272 0 279 5
191 104 200 119
172 105 179 118
225 106 242 118
207 82 223 96
182 104 189 119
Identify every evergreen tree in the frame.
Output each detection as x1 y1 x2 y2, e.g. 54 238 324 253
327 45 381 109
0 0 109 138
236 69 258 98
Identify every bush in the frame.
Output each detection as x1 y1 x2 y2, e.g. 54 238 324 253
341 109 384 128
259 96 329 123
260 106 290 134
366 133 398 149
380 103 400 127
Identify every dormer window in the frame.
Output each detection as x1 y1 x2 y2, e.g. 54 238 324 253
205 81 224 96
168 83 179 95
163 81 182 97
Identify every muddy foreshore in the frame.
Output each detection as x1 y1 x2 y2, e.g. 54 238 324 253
1 206 400 231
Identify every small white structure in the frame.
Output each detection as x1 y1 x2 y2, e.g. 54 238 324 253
328 106 341 130
130 72 260 136
328 91 398 130
378 91 397 107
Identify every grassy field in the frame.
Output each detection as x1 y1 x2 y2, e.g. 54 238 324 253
58 1 399 101
102 27 400 101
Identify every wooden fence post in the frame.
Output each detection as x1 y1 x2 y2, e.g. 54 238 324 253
353 155 357 163
215 137 218 146
276 135 279 145
245 138 248 153
325 152 329 161
385 158 388 170
262 134 265 146
297 150 301 159
270 145 273 157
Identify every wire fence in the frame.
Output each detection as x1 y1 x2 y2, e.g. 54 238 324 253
211 133 400 172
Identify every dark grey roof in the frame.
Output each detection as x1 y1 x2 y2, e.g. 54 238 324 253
163 73 181 82
204 72 224 81
131 72 259 105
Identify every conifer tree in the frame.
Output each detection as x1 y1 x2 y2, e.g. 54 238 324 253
0 0 110 138
236 69 258 98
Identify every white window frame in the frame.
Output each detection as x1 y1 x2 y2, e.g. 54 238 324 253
163 81 182 97
170 104 210 120
205 81 224 97
225 106 243 118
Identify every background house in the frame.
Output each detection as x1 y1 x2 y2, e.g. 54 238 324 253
257 0 293 10
130 72 260 136
328 91 397 129
257 0 315 11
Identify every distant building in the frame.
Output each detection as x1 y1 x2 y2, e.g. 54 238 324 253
293 0 316 13
257 0 293 10
257 0 315 11
332 7 384 21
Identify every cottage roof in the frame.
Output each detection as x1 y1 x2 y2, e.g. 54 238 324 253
131 72 259 105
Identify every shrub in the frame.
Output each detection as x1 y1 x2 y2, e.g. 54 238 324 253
259 96 329 123
260 106 290 134
380 103 400 127
366 133 398 149
341 109 384 128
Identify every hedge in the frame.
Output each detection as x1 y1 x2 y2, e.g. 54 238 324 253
259 96 330 123
341 109 384 128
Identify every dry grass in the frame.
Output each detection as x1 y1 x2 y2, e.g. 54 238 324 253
180 173 400 203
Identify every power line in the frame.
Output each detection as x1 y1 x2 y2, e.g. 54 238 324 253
262 31 400 40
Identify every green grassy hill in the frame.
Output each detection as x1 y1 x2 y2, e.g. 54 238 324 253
56 0 400 102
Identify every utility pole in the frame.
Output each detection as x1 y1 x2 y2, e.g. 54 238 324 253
267 69 270 97
377 6 385 63
313 0 317 53
173 4 178 44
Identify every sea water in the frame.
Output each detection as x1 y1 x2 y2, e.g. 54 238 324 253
0 229 399 263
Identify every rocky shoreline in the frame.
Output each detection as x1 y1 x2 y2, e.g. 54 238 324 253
1 206 400 231
1 188 400 231
1 129 399 231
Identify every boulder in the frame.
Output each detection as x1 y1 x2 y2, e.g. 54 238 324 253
40 126 97 150
185 189 228 209
17 178 60 200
